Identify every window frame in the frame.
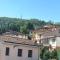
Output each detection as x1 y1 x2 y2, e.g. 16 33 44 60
18 49 22 57
5 47 9 56
52 38 55 42
28 50 32 58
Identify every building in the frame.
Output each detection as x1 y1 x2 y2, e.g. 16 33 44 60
32 25 60 49
0 34 39 60
0 25 60 60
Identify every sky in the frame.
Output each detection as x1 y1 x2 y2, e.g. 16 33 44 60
0 0 60 22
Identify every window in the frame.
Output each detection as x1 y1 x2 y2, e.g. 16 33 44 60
28 50 32 57
5 47 9 56
52 38 55 42
18 49 22 57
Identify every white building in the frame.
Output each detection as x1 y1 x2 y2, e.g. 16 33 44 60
0 34 39 60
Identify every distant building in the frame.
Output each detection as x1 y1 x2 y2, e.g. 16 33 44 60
32 25 60 49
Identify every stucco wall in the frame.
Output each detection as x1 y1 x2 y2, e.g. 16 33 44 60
56 37 60 48
35 33 40 40
0 41 5 60
49 38 56 49
0 43 39 60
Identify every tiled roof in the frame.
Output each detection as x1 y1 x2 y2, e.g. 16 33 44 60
33 25 60 33
0 35 37 46
33 26 60 36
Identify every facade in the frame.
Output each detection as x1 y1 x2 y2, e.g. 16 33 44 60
0 35 39 60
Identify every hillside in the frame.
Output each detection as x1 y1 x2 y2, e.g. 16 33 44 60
0 17 55 34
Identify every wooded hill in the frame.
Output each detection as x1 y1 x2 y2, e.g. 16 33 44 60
0 17 59 34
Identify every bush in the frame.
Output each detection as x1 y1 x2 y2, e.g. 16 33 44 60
51 49 59 60
40 46 49 60
40 46 58 60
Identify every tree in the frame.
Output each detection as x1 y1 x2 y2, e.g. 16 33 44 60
26 22 35 31
40 46 59 60
40 46 49 60
22 27 29 35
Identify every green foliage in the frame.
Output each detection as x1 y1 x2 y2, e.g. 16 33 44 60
21 27 29 34
40 46 49 60
0 17 58 34
40 46 58 60
51 49 59 60
26 22 35 31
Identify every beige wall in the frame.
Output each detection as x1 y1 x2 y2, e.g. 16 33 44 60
35 33 40 40
56 37 60 48
0 43 39 60
0 42 3 60
49 38 56 49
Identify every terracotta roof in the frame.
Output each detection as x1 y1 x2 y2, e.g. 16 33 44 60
0 35 37 46
33 25 60 35
32 25 60 33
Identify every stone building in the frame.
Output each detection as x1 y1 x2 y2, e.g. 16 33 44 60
0 34 39 60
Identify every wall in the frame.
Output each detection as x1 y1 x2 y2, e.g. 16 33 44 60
56 37 60 48
35 33 40 40
0 41 5 60
49 38 56 49
49 37 60 49
1 43 39 60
